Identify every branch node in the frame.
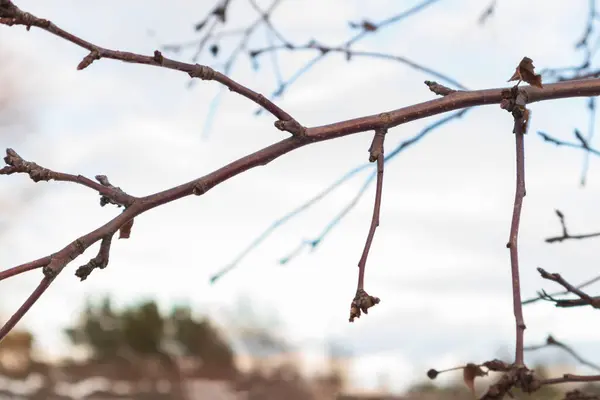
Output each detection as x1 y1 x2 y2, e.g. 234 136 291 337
188 64 216 80
75 235 113 281
1 148 52 181
95 175 129 208
193 181 209 195
424 80 456 96
77 50 101 70
368 128 387 162
152 50 164 64
274 119 306 137
349 288 380 322
377 112 392 128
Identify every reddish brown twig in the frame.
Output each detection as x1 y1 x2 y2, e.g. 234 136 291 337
525 335 600 372
0 1 304 136
1 148 136 207
501 88 529 367
542 374 600 385
349 128 386 323
0 255 51 282
523 270 600 305
0 277 53 340
537 267 600 309
544 209 600 244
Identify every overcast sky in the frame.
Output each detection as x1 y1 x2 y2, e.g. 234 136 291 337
1 0 600 394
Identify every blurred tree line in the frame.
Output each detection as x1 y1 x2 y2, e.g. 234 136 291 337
0 296 347 399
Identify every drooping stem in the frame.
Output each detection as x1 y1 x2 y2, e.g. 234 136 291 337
507 117 527 366
357 129 386 289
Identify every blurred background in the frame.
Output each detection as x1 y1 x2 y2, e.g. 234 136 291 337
1 0 600 398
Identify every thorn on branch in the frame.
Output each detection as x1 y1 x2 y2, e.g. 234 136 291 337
525 334 600 372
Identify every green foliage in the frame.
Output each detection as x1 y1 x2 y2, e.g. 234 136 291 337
122 300 163 355
64 295 235 371
64 297 122 361
170 305 234 367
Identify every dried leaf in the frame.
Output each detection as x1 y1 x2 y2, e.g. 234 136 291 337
482 359 510 372
508 57 543 88
119 219 134 239
463 363 486 397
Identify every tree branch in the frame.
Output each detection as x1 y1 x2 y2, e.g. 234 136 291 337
504 87 528 367
545 209 600 244
525 334 600 372
349 128 386 323
1 148 136 207
537 267 600 309
0 0 304 136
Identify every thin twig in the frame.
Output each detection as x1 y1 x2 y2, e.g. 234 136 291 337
507 113 527 366
525 335 600 372
0 148 136 207
0 1 304 136
250 45 467 90
537 131 600 158
349 128 386 323
0 277 53 340
213 109 469 281
357 128 386 289
537 267 600 308
542 374 600 385
523 272 600 305
0 255 52 282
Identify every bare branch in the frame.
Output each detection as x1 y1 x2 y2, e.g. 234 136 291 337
545 209 600 243
537 131 600 159
0 255 51 282
212 109 469 282
0 1 304 136
537 267 600 309
348 128 386 323
0 148 136 207
0 277 53 340
502 85 529 367
523 271 600 305
525 335 600 372
542 374 600 385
